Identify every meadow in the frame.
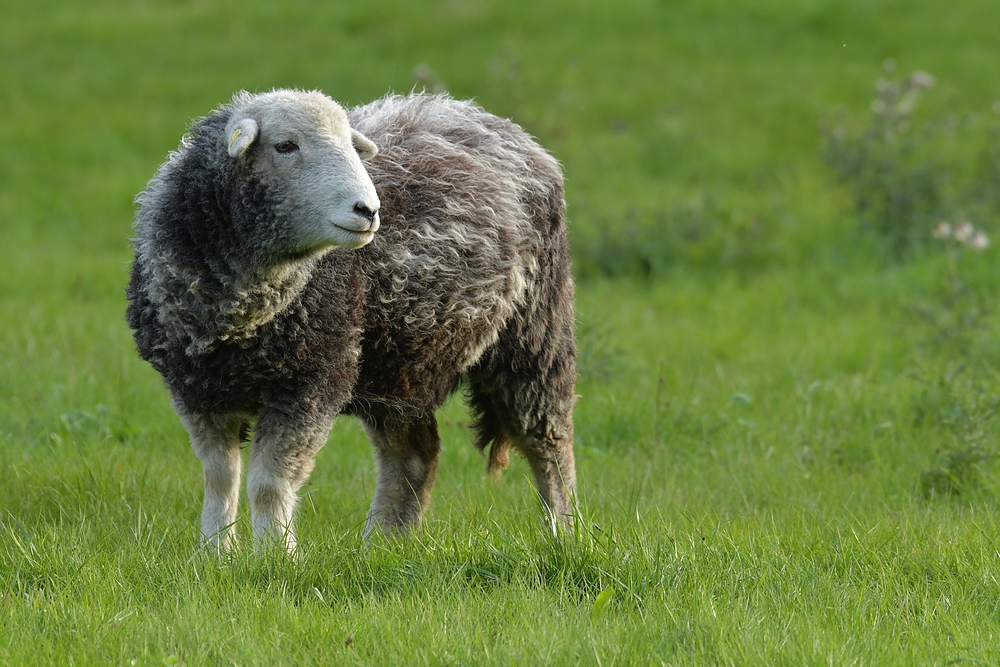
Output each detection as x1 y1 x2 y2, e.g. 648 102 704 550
3 0 1000 664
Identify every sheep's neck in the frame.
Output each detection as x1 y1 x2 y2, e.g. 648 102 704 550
213 259 315 338
151 250 319 356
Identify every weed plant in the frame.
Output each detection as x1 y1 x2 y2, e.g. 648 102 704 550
907 225 999 499
826 61 1000 260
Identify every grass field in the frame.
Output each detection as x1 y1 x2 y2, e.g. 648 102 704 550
3 0 1000 664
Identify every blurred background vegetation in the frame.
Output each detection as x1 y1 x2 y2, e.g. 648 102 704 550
3 0 999 284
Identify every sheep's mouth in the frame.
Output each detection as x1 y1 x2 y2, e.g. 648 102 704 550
331 223 376 248
332 222 376 236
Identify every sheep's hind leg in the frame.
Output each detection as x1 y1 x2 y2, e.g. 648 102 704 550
362 415 441 539
466 338 578 530
517 427 577 530
247 412 333 552
174 406 244 550
468 384 577 529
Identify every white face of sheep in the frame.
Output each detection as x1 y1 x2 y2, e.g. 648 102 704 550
224 91 381 253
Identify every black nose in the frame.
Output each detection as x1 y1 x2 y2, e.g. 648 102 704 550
353 203 378 223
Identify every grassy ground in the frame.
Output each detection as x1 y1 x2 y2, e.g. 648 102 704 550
3 0 1000 664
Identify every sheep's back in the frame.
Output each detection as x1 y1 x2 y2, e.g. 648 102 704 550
345 94 566 421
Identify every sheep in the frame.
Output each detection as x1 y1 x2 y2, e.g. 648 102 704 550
126 89 577 550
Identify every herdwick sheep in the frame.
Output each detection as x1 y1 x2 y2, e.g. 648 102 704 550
126 89 577 550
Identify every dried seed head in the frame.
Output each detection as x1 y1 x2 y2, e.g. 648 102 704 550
932 221 953 239
953 221 975 243
968 230 990 250
908 71 936 90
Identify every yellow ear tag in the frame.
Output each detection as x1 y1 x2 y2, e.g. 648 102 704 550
229 127 241 148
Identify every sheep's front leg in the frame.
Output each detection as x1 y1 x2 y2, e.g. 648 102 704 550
247 412 333 551
175 406 244 550
363 415 441 539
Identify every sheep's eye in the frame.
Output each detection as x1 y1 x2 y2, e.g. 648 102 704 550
274 141 299 154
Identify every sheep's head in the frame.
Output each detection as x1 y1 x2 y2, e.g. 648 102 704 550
223 89 381 256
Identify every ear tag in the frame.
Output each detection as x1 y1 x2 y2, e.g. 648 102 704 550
226 117 258 157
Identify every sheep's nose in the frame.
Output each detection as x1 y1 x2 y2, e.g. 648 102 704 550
353 203 379 223
352 203 380 232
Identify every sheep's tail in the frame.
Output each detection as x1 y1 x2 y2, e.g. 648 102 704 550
484 437 512 479
467 388 513 478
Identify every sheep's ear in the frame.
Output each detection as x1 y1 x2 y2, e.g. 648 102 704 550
226 118 258 158
352 130 378 161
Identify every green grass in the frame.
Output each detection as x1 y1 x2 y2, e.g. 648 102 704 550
3 0 1000 664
